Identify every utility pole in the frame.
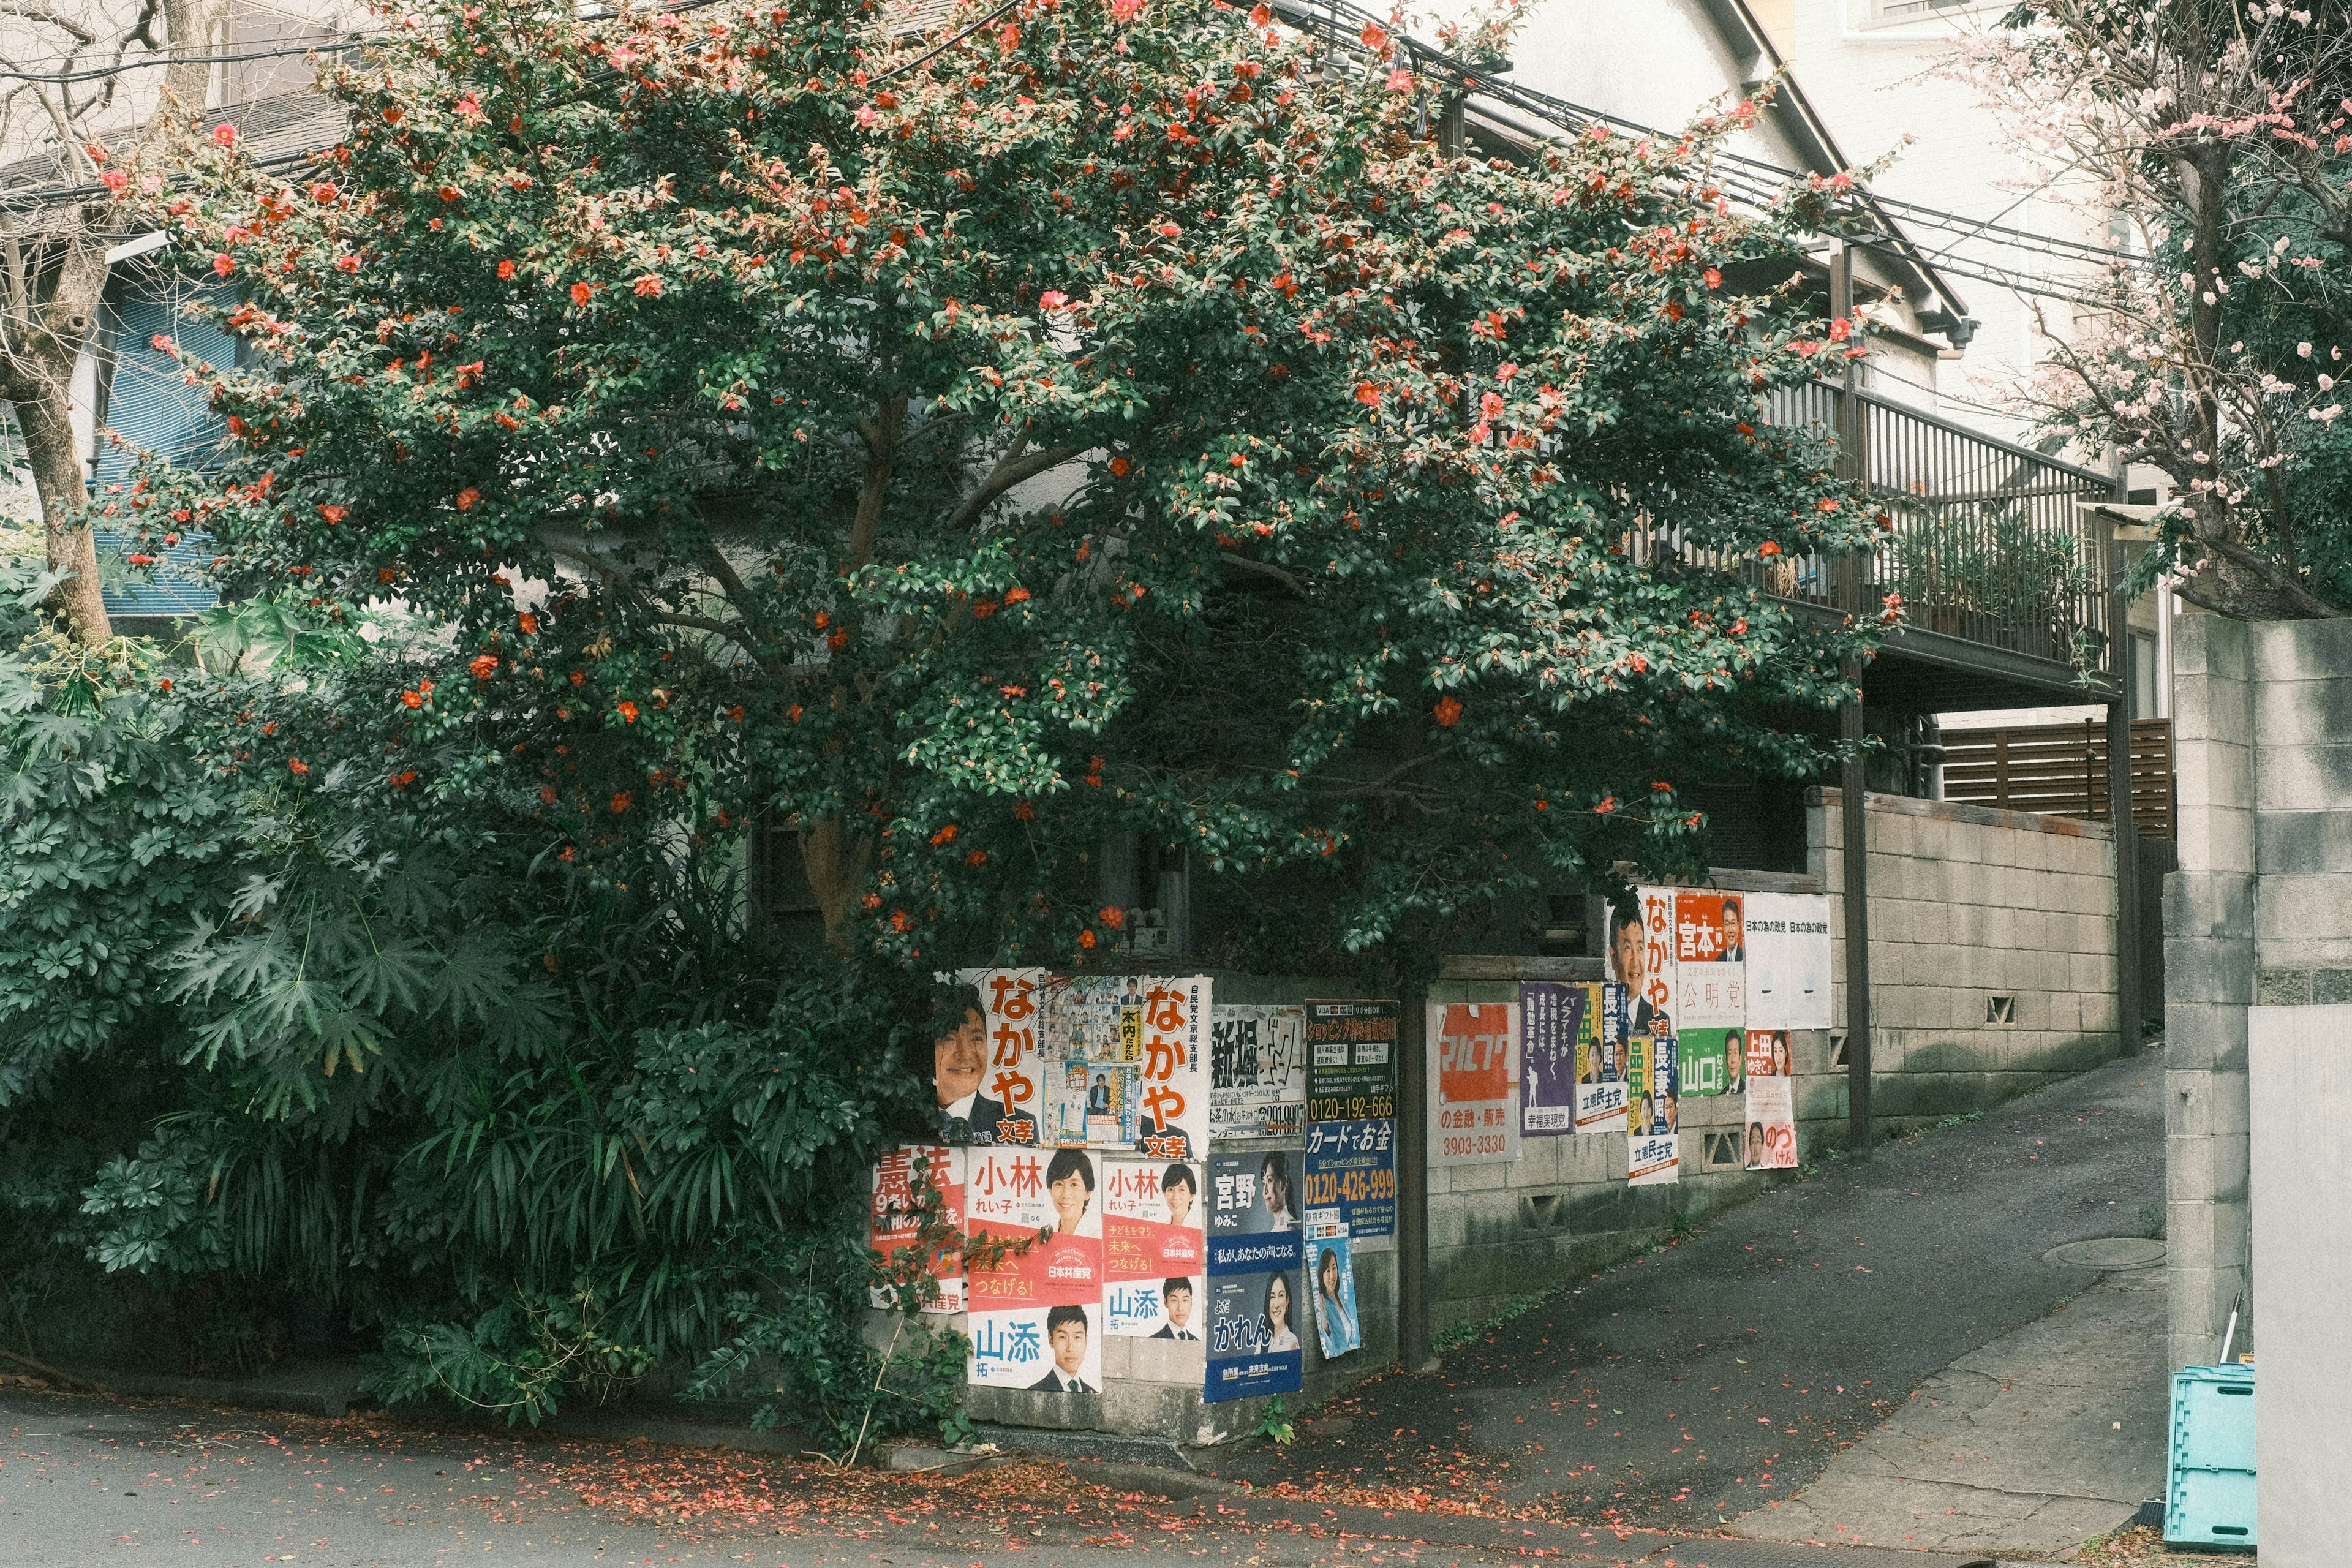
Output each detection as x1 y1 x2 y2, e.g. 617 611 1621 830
1828 240 1874 1158
2106 529 2142 1052
1395 979 1434 1371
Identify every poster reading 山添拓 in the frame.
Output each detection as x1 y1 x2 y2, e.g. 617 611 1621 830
1210 1003 1308 1139
965 1146 1104 1393
1202 1147 1304 1402
1674 891 1746 1029
1102 1156 1206 1341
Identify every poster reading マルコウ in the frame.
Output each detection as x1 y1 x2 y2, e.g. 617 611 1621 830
1102 1156 1207 1341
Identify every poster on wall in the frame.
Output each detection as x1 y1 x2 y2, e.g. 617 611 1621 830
1744 1076 1798 1170
1305 1212 1362 1361
1429 1001 1520 1166
1746 892 1834 1030
869 1145 966 1314
1305 1000 1400 1123
1675 892 1746 1028
1629 1130 1681 1185
1574 982 1632 1134
1303 1117 1395 1239
1102 1157 1207 1341
937 968 1048 1146
1518 981 1586 1137
1210 1004 1309 1138
1678 1027 1739 1099
1626 1028 1679 1137
1610 889 1677 1037
1136 976 1213 1160
1746 1028 1793 1081
965 1147 1104 1390
1203 1146 1305 1402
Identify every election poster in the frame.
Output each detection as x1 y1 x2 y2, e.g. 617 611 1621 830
869 1145 966 1314
1305 1213 1361 1361
1675 892 1746 1029
1210 1004 1309 1138
1102 1157 1207 1341
1057 1058 1139 1148
1625 1028 1679 1136
965 1147 1104 1392
1746 1028 1794 1081
941 967 1049 1147
1574 982 1632 1134
1429 1001 1520 1167
1678 1027 1740 1099
1744 1076 1798 1170
1134 976 1213 1160
1629 1131 1681 1186
1517 981 1586 1136
1204 1147 1305 1402
1745 892 1834 1030
1305 999 1400 1123
1608 888 1678 1038
1303 1117 1396 1240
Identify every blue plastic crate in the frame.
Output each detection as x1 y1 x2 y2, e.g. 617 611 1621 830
2167 1363 2255 1547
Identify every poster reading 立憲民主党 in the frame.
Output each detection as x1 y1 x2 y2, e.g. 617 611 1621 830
1203 1147 1304 1402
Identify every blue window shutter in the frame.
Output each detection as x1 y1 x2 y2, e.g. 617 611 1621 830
94 271 235 618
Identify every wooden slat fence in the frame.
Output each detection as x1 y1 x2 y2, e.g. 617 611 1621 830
1939 718 2176 838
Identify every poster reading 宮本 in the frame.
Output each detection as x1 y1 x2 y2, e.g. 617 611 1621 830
869 1145 965 1313
965 1146 1104 1392
1674 892 1746 1028
1429 1001 1520 1166
1203 1147 1305 1402
1210 1004 1308 1138
1101 1157 1207 1341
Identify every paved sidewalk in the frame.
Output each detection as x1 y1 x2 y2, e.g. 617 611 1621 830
1199 1052 2166 1541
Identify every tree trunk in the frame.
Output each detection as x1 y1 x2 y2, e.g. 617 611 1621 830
17 371 111 643
799 817 873 959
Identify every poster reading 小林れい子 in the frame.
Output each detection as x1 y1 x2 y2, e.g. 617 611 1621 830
1203 1147 1303 1402
1102 1156 1205 1341
965 1146 1104 1392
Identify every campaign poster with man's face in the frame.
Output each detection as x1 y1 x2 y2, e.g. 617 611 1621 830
1132 976 1212 1160
1745 1076 1798 1170
1674 892 1745 1028
944 968 1049 1146
965 1147 1102 1389
1102 1158 1206 1340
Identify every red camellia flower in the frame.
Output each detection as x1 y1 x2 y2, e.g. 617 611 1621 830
540 786 557 804
1355 382 1381 407
1108 456 1130 477
336 254 360 273
1078 928 1097 949
212 123 237 147
401 690 423 709
1013 799 1036 821
469 654 499 679
456 488 480 511
497 259 516 280
967 850 989 865
1433 696 1464 727
1704 267 1722 288
570 281 592 306
616 700 639 723
318 503 347 524
1038 290 1069 309
311 182 338 203
518 612 538 635
633 274 663 296
1758 540 1783 556
930 824 959 846
288 758 309 776
391 770 418 788
1596 795 1617 814
611 792 632 814
212 254 235 277
1004 586 1031 603
1099 905 1126 929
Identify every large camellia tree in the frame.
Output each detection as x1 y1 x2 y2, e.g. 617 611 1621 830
9 0 1882 1425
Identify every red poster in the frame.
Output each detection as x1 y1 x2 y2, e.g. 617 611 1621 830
869 1145 965 1313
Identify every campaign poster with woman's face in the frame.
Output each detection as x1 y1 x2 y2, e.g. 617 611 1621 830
965 1147 1102 1389
1102 1158 1205 1340
1203 1147 1303 1402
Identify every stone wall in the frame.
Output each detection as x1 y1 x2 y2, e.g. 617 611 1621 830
1811 788 2124 1121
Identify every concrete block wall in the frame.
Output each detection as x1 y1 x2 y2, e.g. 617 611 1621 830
1811 788 2124 1125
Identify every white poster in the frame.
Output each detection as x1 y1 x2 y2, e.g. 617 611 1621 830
1744 1076 1798 1170
1428 1000 1520 1166
1628 1131 1680 1186
1209 1003 1308 1137
1745 892 1834 1030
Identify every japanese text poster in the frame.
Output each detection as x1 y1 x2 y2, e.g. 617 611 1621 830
1744 1076 1798 1170
1204 1147 1305 1402
1305 999 1400 1123
1629 1130 1681 1186
1429 1001 1520 1167
1135 976 1212 1160
942 967 1049 1147
1744 892 1834 1030
1572 981 1631 1134
1517 981 1585 1137
1303 1117 1396 1240
1210 1003 1308 1138
1679 1028 1739 1099
1102 1157 1207 1341
1675 892 1746 1028
869 1145 966 1314
1746 1028 1793 1081
965 1147 1103 1392
1305 1213 1361 1361
1610 889 1677 1037
1626 1028 1679 1136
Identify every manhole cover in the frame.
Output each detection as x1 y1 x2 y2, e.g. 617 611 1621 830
2045 1237 2166 1270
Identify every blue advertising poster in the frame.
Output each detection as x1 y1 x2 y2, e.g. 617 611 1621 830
1303 1117 1396 1239
1203 1147 1303 1402
1306 1214 1360 1360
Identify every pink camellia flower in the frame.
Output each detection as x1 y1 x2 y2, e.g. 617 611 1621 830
856 105 877 129
1387 68 1413 92
1158 222 1180 238
212 123 237 147
1039 290 1069 309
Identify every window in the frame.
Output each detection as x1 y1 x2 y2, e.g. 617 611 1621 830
1864 0 1998 26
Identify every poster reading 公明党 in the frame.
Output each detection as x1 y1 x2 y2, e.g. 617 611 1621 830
1429 1001 1520 1166
1203 1147 1305 1402
869 1145 966 1313
1102 1157 1207 1341
1517 981 1586 1137
1745 1076 1798 1170
935 968 1049 1147
1744 892 1834 1030
1210 1004 1308 1139
1303 1117 1395 1240
1305 999 1400 1123
965 1147 1104 1392
1675 892 1746 1028
1305 1212 1361 1361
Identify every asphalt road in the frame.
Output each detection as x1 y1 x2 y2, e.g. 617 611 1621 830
1197 1050 2165 1534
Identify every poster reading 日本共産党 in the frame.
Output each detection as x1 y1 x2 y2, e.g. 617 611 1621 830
869 1145 966 1314
1674 892 1746 1029
1517 981 1586 1137
1303 1116 1395 1239
1210 1004 1308 1139
1102 1156 1206 1341
1203 1147 1304 1402
965 1146 1104 1392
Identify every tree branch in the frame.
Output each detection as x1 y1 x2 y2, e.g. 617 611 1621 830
944 436 1083 532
